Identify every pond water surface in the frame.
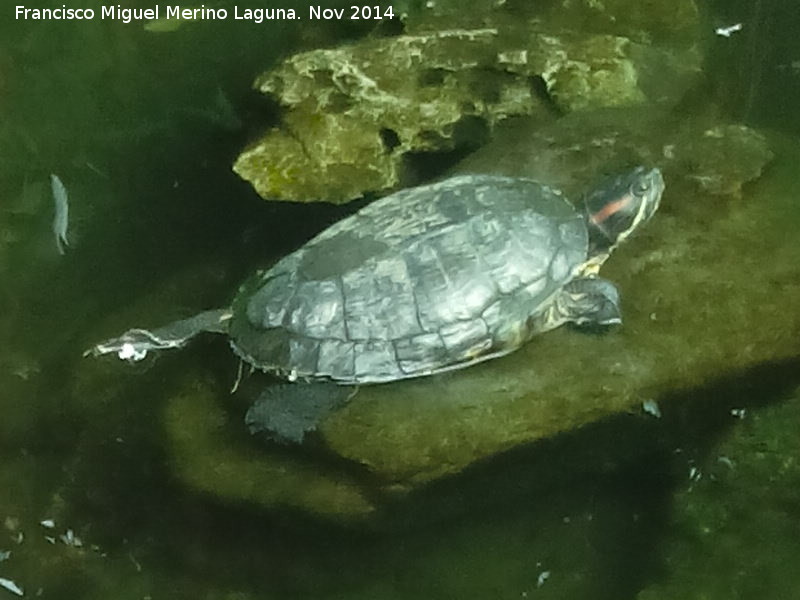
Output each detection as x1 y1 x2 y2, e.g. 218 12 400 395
1 0 799 598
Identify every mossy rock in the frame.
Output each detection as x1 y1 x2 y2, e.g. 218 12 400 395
234 28 546 203
234 0 701 203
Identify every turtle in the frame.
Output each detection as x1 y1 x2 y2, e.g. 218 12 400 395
87 166 664 443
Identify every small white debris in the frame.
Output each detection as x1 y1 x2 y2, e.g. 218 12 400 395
688 466 702 482
44 536 55 545
50 174 70 255
0 550 10 562
117 342 147 362
38 520 55 530
715 23 743 37
642 399 662 418
717 456 735 469
0 577 24 596
730 408 746 419
536 570 551 588
84 161 107 178
59 529 82 548
11 533 22 546
128 552 142 573
2 519 18 533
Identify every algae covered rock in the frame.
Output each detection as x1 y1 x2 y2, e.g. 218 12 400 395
667 124 775 196
234 28 545 204
234 0 702 203
315 121 791 485
454 108 775 201
534 33 647 111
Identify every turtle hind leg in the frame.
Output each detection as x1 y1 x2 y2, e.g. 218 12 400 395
85 308 232 360
245 382 356 444
557 276 622 328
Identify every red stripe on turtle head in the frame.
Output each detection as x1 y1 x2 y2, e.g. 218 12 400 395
589 193 633 226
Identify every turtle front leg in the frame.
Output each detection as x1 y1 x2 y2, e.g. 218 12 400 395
555 276 622 327
535 276 622 332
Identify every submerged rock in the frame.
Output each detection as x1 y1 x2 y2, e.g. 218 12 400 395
454 108 774 200
78 115 795 521
164 372 376 519
234 1 702 203
155 118 791 521
669 124 775 197
317 119 789 486
78 84 795 521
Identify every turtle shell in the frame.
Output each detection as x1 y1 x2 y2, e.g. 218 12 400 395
228 175 588 384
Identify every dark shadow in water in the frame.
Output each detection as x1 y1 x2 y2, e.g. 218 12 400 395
707 0 800 133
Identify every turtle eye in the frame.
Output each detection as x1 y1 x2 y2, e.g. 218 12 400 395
633 180 650 195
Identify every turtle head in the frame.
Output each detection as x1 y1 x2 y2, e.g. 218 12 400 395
583 166 664 263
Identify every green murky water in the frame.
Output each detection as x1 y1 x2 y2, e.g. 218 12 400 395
1 0 799 598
